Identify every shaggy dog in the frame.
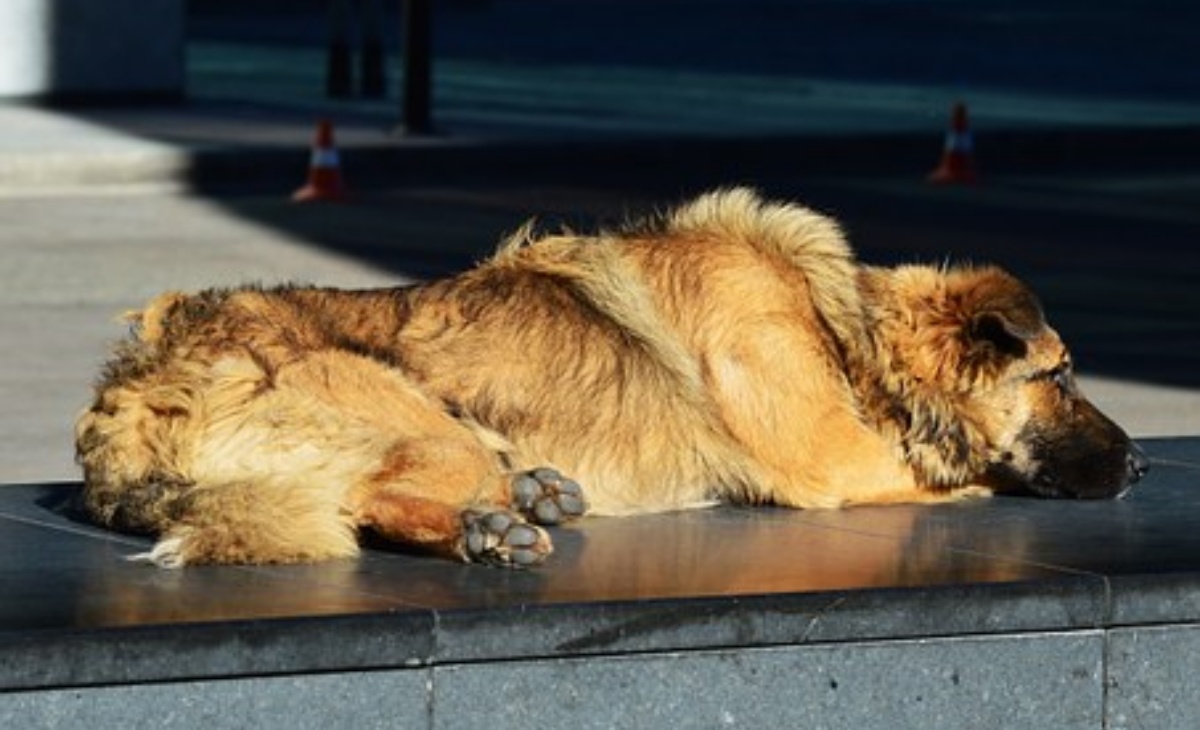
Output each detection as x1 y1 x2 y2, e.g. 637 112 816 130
75 189 1148 567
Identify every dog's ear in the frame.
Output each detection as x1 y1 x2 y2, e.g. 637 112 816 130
958 268 1045 359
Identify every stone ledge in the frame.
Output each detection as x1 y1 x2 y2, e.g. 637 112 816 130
1 438 1198 697
7 627 1200 730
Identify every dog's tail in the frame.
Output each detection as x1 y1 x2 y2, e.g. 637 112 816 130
128 478 359 568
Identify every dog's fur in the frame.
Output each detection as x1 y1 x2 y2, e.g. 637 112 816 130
75 188 1146 568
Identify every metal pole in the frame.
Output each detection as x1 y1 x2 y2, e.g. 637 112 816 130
400 0 433 135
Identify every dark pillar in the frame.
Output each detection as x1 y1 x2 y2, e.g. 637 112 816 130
326 0 353 98
360 0 386 98
400 0 433 135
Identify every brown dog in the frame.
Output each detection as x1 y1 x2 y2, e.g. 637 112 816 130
75 188 1147 568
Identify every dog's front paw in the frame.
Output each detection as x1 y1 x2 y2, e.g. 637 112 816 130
511 467 587 525
460 509 551 568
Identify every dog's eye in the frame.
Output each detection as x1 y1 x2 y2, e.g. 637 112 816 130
1048 365 1073 393
1033 364 1073 393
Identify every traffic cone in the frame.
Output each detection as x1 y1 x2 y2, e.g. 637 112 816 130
928 102 978 184
292 120 346 202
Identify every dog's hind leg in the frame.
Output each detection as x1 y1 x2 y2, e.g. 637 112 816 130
174 350 589 568
349 437 586 567
355 490 551 567
80 344 586 567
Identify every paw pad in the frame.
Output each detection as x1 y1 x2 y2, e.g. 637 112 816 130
511 467 587 525
461 509 550 568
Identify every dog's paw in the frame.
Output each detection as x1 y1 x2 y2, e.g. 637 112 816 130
511 467 587 525
461 509 552 568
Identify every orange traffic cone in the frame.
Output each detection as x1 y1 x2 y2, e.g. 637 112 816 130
293 119 346 202
928 102 978 184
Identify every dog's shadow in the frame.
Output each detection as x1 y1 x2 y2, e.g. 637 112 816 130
31 481 95 527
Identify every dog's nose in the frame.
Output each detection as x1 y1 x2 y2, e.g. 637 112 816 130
1127 443 1150 483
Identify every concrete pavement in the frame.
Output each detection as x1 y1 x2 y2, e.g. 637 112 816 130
5 1 1200 192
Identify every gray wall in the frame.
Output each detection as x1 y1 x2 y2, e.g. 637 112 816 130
0 0 184 101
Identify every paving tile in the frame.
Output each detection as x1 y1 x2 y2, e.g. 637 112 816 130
0 577 434 691
1138 437 1200 468
786 439 1200 579
0 486 436 690
1107 624 1200 730
0 506 422 632
0 669 430 730
432 577 1106 664
434 632 1104 730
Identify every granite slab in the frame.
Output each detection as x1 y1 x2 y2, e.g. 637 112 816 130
2 438 1198 690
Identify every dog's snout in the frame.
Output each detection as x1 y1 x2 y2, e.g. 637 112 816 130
1127 443 1150 483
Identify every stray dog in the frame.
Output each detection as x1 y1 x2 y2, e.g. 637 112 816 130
76 189 1148 567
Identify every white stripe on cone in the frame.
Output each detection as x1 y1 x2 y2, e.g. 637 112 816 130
310 148 341 168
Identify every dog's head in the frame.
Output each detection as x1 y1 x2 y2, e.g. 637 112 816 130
868 265 1148 499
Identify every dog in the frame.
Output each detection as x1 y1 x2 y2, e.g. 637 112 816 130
75 188 1148 568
